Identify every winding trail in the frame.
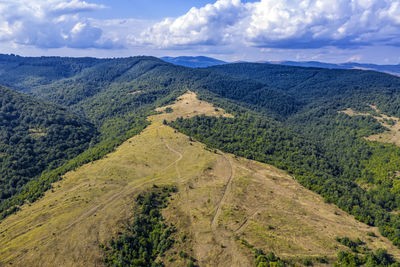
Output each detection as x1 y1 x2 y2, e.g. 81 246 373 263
161 132 199 262
211 153 234 229
208 153 250 266
163 140 183 181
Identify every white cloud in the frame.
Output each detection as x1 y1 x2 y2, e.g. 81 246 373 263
1 0 400 64
139 0 246 48
0 0 116 49
139 0 400 49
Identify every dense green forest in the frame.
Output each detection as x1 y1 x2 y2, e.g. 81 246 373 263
0 54 101 92
206 63 400 119
334 236 399 266
0 86 96 207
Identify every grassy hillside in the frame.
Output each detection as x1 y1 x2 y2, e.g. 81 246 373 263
1 92 399 267
0 57 304 219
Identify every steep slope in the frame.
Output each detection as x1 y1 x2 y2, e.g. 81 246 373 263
0 55 184 118
1 92 399 266
0 86 96 211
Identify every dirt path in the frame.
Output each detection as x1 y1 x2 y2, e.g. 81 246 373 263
163 141 183 180
235 208 263 233
211 153 234 229
208 154 250 266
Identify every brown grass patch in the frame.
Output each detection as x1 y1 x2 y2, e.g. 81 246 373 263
156 91 233 122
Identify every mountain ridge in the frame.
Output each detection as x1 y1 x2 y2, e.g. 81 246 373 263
158 54 400 76
161 56 227 68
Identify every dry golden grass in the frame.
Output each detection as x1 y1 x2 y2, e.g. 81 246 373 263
127 90 143 95
1 92 399 267
156 90 233 122
340 108 370 117
341 106 400 146
163 154 400 266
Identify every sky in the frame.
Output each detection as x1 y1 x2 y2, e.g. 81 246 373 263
0 0 400 64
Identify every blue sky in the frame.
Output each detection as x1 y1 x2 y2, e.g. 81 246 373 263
91 0 257 20
0 0 399 64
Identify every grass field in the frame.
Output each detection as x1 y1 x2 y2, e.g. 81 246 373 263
1 92 399 266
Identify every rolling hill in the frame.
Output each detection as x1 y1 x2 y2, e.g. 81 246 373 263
1 55 400 266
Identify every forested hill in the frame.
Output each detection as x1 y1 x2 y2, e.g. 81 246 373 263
0 54 301 120
2 55 400 121
206 63 400 117
0 86 96 208
0 54 102 92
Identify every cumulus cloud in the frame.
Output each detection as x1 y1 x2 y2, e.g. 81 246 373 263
0 0 119 49
139 0 246 47
139 0 400 49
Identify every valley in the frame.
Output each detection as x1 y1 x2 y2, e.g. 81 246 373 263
1 92 399 266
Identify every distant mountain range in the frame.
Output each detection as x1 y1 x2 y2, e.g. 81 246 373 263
160 56 226 68
161 56 400 76
269 61 400 76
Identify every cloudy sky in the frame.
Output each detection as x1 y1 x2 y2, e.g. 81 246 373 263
0 0 400 64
